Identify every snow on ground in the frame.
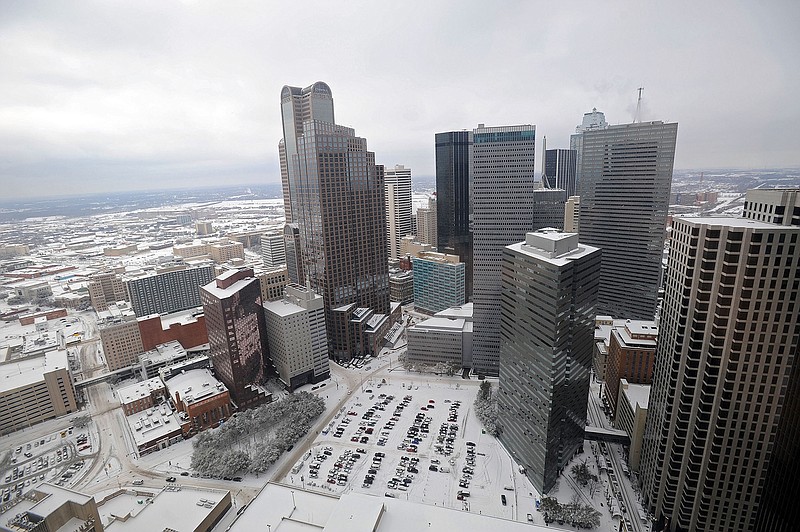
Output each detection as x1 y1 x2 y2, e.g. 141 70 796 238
278 375 548 525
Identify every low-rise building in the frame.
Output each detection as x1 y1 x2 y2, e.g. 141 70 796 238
602 319 658 414
117 376 168 416
127 408 184 455
165 368 231 433
0 350 78 434
407 303 473 369
137 310 208 352
389 269 413 305
614 379 650 472
0 483 102 532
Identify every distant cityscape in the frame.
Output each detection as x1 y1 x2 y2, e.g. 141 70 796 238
1 80 799 532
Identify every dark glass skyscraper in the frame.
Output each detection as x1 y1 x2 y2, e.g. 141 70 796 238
279 82 389 360
543 148 577 197
577 120 678 320
435 131 473 299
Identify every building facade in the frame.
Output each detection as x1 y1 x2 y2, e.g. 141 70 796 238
639 217 800 532
87 271 128 311
614 379 650 472
497 230 600 494
257 265 289 302
279 82 390 360
564 195 580 233
415 195 438 248
435 131 473 299
384 164 413 260
569 107 608 189
472 124 539 377
411 252 465 314
263 284 329 390
577 120 678 320
742 188 800 226
200 268 270 409
261 231 287 268
0 350 78 435
124 263 214 317
603 320 658 414
99 315 145 371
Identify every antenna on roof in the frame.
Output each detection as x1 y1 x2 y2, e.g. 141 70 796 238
633 87 644 123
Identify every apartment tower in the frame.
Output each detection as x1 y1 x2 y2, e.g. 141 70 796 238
279 82 389 360
577 120 678 320
497 229 601 494
435 131 473 298
639 217 800 531
471 124 537 376
384 165 413 259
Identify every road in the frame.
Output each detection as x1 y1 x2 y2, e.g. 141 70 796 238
586 382 643 532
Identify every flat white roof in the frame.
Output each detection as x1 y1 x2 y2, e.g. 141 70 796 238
201 276 256 299
264 298 305 318
164 368 226 404
507 239 599 267
434 302 473 320
138 341 187 365
0 349 69 392
623 382 651 411
411 317 466 333
676 216 800 230
231 484 553 532
117 377 165 405
101 486 228 531
127 409 182 448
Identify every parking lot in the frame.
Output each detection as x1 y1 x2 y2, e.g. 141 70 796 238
284 378 535 521
1 426 94 504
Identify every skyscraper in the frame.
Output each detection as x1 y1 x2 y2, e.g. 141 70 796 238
639 217 800 532
384 164 413 259
497 229 600 494
543 148 578 197
435 131 473 299
279 82 389 359
261 231 287 268
577 120 678 320
415 195 437 247
472 123 552 377
200 268 270 409
570 107 608 189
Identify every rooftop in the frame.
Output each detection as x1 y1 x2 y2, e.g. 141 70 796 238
411 317 467 332
264 298 306 318
164 368 226 404
622 381 651 411
676 216 800 230
101 486 229 531
0 349 69 392
117 376 165 405
434 302 473 320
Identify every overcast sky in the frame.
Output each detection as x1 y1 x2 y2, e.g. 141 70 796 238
1 0 798 199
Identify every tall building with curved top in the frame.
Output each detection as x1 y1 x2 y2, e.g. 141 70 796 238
278 82 389 360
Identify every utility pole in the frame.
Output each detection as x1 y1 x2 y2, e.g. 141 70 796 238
634 87 644 123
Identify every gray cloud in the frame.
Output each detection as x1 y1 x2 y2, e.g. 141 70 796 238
1 0 799 198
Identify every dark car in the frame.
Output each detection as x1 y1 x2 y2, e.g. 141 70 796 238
166 476 176 483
